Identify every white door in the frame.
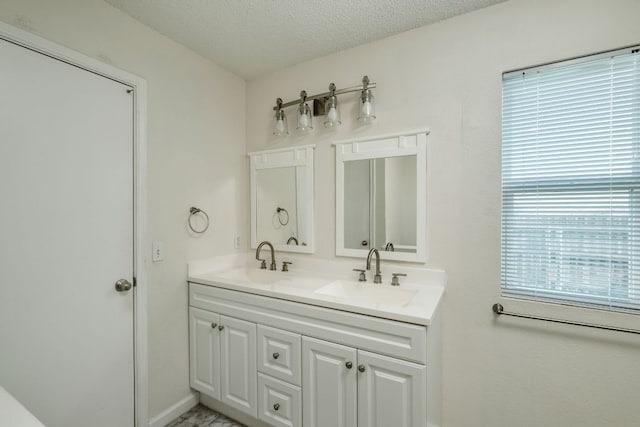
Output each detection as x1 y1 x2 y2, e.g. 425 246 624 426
357 350 427 427
302 336 357 427
189 307 221 399
220 315 257 417
0 38 135 426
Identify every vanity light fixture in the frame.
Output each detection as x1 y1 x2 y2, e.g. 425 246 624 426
323 83 341 128
273 98 288 136
296 90 313 132
272 75 376 136
357 75 376 123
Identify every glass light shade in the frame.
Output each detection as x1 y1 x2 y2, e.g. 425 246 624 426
323 95 341 127
358 89 376 123
273 109 288 136
297 102 313 131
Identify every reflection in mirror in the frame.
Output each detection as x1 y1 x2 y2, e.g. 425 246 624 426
250 145 315 253
344 155 417 253
256 167 298 244
335 130 428 262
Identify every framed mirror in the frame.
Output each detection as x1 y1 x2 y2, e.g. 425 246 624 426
335 130 428 262
250 144 315 253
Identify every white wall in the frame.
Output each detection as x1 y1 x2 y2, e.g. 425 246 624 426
0 0 247 420
246 0 640 425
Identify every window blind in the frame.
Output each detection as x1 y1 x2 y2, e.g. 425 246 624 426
501 46 640 311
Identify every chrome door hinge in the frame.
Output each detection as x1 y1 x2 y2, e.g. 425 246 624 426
133 276 137 287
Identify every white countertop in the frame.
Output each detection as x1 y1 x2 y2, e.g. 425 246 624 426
0 386 46 427
188 254 445 326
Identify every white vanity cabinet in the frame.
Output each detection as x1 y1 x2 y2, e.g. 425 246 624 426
302 337 357 427
189 307 258 418
189 307 220 398
220 315 258 416
188 282 440 427
257 325 303 427
356 350 426 427
302 336 426 427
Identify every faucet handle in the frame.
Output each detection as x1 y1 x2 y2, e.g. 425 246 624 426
353 269 367 282
258 259 267 269
391 273 407 286
282 261 292 272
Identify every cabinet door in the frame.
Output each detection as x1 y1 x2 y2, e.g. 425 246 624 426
220 315 258 417
302 336 357 427
357 350 427 427
189 307 221 399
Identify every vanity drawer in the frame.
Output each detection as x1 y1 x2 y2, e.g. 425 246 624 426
257 373 302 427
257 325 301 386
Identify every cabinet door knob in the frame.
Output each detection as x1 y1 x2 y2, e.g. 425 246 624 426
273 403 280 411
210 322 217 329
272 352 280 360
345 361 353 369
358 364 366 372
218 325 224 331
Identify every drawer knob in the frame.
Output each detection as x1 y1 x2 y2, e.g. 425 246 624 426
272 352 280 360
358 364 366 373
345 361 353 369
218 325 224 331
210 322 217 329
273 403 280 411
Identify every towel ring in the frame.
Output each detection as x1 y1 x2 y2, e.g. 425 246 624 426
188 207 210 233
276 207 289 226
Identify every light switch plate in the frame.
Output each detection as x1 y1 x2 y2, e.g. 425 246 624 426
152 241 164 262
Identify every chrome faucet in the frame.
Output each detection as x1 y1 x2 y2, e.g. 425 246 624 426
287 236 299 245
256 241 277 271
366 248 382 284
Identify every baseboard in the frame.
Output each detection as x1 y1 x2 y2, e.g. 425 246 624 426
148 392 199 427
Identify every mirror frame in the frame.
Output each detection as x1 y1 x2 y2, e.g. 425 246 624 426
249 144 315 254
334 129 428 262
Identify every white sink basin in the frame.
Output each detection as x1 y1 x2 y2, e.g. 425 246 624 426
314 280 417 307
215 268 285 285
212 267 332 291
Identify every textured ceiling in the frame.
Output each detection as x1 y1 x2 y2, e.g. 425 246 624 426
104 0 506 79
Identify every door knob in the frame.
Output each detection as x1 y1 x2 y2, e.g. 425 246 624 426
115 279 132 292
358 364 366 372
273 352 280 360
218 325 224 331
273 403 280 411
345 361 353 369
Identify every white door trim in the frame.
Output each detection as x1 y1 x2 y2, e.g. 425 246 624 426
0 21 149 427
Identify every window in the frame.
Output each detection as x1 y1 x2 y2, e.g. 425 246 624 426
501 46 640 312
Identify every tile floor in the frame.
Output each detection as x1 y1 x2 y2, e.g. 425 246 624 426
166 404 245 427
